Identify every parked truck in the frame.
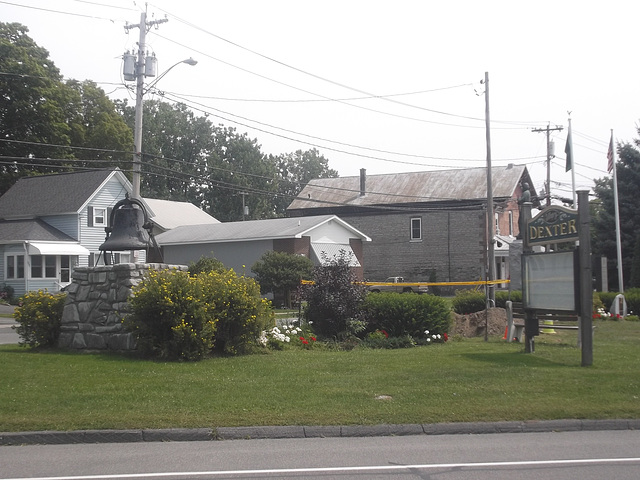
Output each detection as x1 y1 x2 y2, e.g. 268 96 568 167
367 277 428 294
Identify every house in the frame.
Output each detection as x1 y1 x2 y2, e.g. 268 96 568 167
286 166 538 290
143 198 220 236
0 169 219 296
0 169 137 296
155 214 371 279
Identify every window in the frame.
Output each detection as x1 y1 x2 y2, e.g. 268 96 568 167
30 255 57 278
93 207 107 226
5 255 24 279
60 256 71 283
410 217 422 241
508 211 514 236
494 213 500 235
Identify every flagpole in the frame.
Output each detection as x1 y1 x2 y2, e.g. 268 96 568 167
610 130 624 292
565 116 577 207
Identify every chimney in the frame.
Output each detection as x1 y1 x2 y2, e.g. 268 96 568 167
360 168 366 196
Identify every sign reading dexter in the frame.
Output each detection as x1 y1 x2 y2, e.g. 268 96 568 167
526 206 579 246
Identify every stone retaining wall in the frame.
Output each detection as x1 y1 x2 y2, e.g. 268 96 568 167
58 263 187 351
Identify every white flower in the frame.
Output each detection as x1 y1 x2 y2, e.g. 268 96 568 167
424 330 430 335
432 334 437 339
427 338 431 343
285 336 291 342
437 334 442 340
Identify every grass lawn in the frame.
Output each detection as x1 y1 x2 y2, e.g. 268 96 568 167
1 320 638 432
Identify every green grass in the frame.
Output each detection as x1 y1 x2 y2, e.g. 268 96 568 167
1 321 639 432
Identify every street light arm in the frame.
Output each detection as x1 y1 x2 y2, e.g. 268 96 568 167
144 57 197 94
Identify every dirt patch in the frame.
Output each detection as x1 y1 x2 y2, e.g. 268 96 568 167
452 307 507 338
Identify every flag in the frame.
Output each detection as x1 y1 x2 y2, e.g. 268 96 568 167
607 132 614 173
564 124 573 172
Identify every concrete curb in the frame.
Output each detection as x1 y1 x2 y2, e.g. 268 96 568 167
1 419 638 445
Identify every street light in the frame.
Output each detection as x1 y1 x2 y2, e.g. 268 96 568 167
130 57 197 199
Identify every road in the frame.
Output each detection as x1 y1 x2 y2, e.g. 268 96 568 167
1 430 639 479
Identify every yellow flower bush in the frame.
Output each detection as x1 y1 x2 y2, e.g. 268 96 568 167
126 267 273 360
14 290 66 348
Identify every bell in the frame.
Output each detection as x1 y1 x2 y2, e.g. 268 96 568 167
99 197 151 252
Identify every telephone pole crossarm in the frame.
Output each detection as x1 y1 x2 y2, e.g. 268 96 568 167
532 124 563 206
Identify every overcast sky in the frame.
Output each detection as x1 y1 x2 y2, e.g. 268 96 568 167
2 0 639 200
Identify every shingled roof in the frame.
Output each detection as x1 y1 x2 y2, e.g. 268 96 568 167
156 214 370 245
287 165 534 211
0 169 128 219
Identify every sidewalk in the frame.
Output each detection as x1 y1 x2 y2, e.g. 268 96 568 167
1 419 639 445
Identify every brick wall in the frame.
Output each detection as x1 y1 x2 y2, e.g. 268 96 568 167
340 210 485 284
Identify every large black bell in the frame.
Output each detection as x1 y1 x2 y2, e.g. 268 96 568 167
99 196 151 252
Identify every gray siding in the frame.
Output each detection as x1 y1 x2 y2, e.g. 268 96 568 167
341 210 484 284
163 239 274 276
41 214 79 240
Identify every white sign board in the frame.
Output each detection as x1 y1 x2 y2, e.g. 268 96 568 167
522 251 577 312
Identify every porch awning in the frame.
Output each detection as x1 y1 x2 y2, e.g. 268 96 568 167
27 242 90 256
310 243 361 267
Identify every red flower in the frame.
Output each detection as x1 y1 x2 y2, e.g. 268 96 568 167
302 339 309 345
300 336 305 341
381 330 389 338
443 333 449 342
310 336 317 342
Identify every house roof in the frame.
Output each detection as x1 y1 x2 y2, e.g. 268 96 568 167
143 198 220 231
156 214 371 246
0 169 129 219
287 165 535 210
0 219 78 243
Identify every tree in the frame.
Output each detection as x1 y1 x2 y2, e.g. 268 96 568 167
201 126 279 221
115 99 212 202
0 23 133 194
592 132 640 291
302 250 368 339
270 149 339 215
252 251 313 308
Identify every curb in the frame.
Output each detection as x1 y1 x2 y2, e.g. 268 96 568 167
1 419 638 446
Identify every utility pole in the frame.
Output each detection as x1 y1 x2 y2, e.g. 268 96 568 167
125 11 168 199
532 123 563 206
483 72 494 342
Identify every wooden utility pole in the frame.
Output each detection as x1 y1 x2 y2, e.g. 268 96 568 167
532 123 563 206
484 72 495 318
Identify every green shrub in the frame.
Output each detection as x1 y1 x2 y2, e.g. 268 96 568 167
361 292 451 340
198 269 273 355
451 289 486 314
127 269 214 361
127 268 273 360
13 290 66 348
624 288 640 316
302 251 368 339
494 290 522 308
0 283 15 303
598 291 618 311
188 255 227 275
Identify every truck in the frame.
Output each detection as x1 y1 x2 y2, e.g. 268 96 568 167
367 277 429 294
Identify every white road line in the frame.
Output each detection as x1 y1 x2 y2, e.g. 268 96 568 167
3 457 640 480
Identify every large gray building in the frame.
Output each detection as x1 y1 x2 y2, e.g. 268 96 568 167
287 166 538 289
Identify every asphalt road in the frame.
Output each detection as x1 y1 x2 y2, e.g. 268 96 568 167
1 430 639 480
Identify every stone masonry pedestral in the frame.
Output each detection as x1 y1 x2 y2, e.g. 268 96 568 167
58 263 187 351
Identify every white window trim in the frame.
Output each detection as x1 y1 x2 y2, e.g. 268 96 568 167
410 217 422 242
93 207 107 226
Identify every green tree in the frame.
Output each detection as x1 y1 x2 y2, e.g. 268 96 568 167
271 149 339 215
252 251 313 308
0 23 133 194
116 99 213 201
201 126 278 221
0 22 73 193
593 132 640 291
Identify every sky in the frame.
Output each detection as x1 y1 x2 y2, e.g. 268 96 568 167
2 0 639 201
